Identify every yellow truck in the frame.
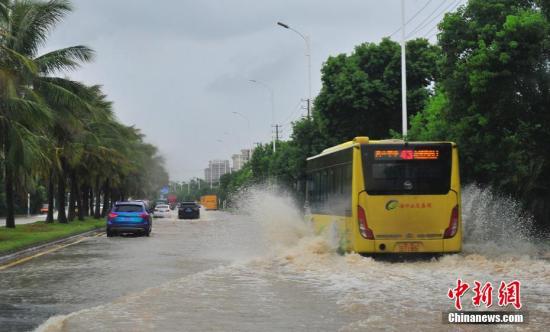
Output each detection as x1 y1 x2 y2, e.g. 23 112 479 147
200 195 218 210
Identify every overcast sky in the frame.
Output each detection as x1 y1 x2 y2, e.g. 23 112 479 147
46 0 463 181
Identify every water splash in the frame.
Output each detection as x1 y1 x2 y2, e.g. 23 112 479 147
32 184 550 331
232 184 549 330
234 183 547 258
233 184 313 251
461 184 545 257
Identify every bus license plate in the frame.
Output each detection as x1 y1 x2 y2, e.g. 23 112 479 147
397 242 420 252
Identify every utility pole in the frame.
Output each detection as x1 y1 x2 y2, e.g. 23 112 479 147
27 193 30 217
401 0 408 137
307 98 310 119
273 124 282 145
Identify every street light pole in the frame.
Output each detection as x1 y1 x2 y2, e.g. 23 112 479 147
401 0 408 137
249 79 276 152
277 21 312 118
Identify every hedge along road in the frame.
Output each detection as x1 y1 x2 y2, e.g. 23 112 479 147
0 218 105 256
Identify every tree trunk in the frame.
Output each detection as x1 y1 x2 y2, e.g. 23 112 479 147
46 170 55 223
57 173 67 223
94 177 101 219
101 179 110 217
74 175 84 221
3 127 15 228
82 184 89 217
68 171 77 221
4 160 16 229
111 189 121 204
110 189 116 208
89 187 94 216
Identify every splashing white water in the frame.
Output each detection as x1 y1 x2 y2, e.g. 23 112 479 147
461 184 544 257
235 183 547 259
233 184 313 251
34 184 550 332
233 184 549 330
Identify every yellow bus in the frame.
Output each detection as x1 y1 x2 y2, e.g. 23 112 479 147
305 137 461 254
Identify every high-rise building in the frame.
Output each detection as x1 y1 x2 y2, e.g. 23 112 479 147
231 149 251 171
204 160 231 185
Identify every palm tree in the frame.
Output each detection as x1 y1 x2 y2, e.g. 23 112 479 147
1 0 93 227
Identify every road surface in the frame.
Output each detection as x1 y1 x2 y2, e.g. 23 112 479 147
0 189 548 331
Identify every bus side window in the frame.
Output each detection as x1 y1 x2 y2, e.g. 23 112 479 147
329 169 334 204
306 173 314 203
338 166 344 194
343 164 352 216
314 172 321 211
324 170 330 205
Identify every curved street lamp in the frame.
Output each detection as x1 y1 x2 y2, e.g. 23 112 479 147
277 21 311 118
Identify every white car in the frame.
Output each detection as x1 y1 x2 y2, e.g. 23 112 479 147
153 204 171 218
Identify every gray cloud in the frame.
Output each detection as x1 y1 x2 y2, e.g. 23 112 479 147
45 0 457 181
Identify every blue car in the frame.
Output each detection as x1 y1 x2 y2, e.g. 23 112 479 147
106 201 152 237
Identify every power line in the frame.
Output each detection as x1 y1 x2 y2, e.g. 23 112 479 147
389 0 433 38
280 99 304 125
406 0 455 38
421 0 466 39
423 25 440 40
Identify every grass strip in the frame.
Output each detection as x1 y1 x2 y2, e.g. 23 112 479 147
0 218 105 256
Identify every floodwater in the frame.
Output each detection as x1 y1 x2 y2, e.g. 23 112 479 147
0 185 548 331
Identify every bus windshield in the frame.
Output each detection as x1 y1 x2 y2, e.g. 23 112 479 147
362 143 452 195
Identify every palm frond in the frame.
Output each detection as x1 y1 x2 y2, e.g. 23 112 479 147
0 0 9 25
11 0 72 56
35 45 94 74
33 77 91 112
3 93 53 126
0 43 38 75
5 119 50 170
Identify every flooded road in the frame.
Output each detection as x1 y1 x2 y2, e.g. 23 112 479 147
1 186 549 331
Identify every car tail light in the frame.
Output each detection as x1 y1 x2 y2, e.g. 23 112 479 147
444 205 459 239
108 212 118 219
140 212 149 220
358 205 374 239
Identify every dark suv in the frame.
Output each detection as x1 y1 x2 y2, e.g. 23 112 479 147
178 202 200 219
107 201 152 237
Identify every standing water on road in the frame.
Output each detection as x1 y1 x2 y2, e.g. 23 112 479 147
24 185 550 331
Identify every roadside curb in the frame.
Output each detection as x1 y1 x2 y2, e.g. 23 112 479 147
0 228 104 266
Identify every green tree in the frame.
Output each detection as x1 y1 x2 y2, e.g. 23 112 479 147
411 0 550 226
314 37 440 142
1 0 169 227
1 0 92 227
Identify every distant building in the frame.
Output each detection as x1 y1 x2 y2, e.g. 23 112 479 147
204 160 231 185
232 149 251 171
